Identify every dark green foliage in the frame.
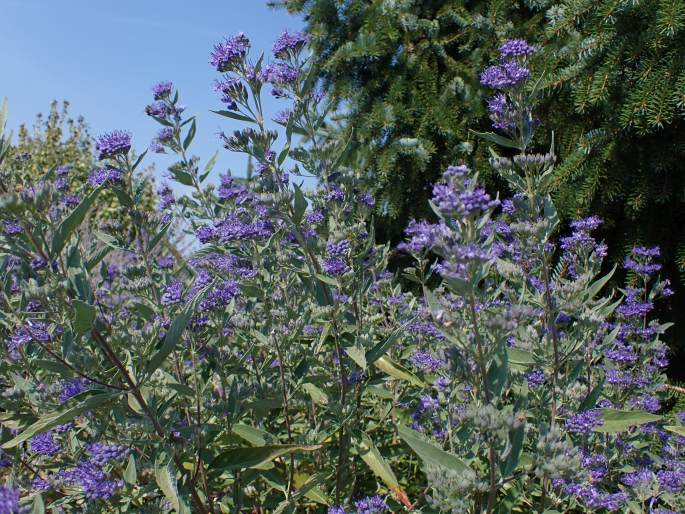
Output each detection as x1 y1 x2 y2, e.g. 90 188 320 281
273 0 543 241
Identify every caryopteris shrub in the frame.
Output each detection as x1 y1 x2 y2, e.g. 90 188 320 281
0 34 683 513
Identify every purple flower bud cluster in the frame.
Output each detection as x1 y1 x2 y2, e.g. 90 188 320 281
217 174 250 203
152 80 173 100
88 168 123 188
431 165 499 218
86 443 130 466
210 33 250 72
409 350 446 372
3 220 22 236
59 378 89 403
161 281 184 306
272 30 311 58
480 61 530 89
526 369 545 388
196 214 273 244
354 495 389 514
30 431 60 456
565 409 604 435
157 183 175 211
95 130 131 160
624 246 662 276
0 486 20 513
499 39 536 57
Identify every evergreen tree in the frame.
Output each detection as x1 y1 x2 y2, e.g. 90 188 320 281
272 0 542 241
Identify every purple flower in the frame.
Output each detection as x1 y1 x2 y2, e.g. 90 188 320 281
273 109 292 124
357 193 376 207
217 174 250 203
152 81 173 100
260 62 299 85
210 33 250 72
62 194 80 207
657 469 685 492
565 409 603 435
88 168 123 188
354 495 389 514
214 77 245 109
499 39 536 58
157 127 174 143
0 486 20 513
198 281 240 312
60 378 89 403
526 369 545 388
30 431 60 456
95 130 131 160
161 281 183 306
624 246 662 276
145 101 169 118
326 239 350 258
30 258 48 270
3 220 22 236
158 256 175 269
86 443 130 466
480 61 530 89
328 507 347 514
398 219 438 254
409 350 445 372
322 258 348 277
56 164 73 176
272 30 311 58
621 468 653 487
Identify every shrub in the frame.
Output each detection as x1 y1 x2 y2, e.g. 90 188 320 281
0 34 683 514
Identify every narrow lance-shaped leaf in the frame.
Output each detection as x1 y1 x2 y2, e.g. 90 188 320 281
51 185 103 256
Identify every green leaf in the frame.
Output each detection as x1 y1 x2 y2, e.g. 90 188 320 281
2 392 119 448
131 149 148 171
579 378 604 411
506 348 535 366
155 457 180 513
72 299 96 333
146 222 171 253
345 345 367 369
664 425 685 437
487 348 509 399
397 424 469 474
470 130 522 150
169 167 194 186
366 325 405 365
183 119 196 151
293 184 307 223
232 423 273 446
111 186 134 208
594 409 662 433
93 230 128 251
146 291 205 377
51 185 102 256
31 494 44 514
357 432 400 490
200 151 219 183
211 444 322 470
586 265 616 299
124 454 137 484
211 110 255 123
374 356 424 387
302 383 329 406
315 273 338 286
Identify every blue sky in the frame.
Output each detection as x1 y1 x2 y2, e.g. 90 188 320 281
2 0 303 184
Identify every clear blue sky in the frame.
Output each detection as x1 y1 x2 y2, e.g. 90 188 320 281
2 0 303 185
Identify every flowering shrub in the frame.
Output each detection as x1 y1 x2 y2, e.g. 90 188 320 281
0 33 683 514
